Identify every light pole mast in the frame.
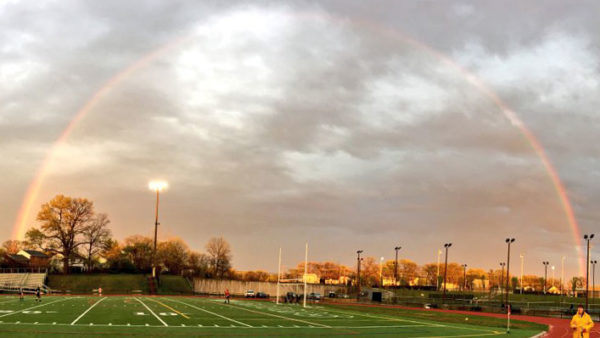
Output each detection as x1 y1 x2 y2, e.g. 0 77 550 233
584 234 595 311
436 249 442 291
542 261 549 294
394 246 401 286
442 243 452 303
505 238 515 310
356 250 363 302
149 181 167 279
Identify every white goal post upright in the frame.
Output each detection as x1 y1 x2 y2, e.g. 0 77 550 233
276 247 281 305
303 242 308 308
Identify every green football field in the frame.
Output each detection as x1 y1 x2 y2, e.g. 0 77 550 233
0 295 545 337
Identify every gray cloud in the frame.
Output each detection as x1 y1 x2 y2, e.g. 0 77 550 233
1 0 599 277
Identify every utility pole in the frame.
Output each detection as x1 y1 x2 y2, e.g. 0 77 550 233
356 250 363 302
276 247 281 304
303 242 308 308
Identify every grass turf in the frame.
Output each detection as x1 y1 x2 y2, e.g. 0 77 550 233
0 295 546 337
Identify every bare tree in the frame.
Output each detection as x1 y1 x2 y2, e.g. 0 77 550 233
82 213 112 271
30 195 95 273
205 237 232 278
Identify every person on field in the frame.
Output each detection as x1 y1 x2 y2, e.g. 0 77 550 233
224 289 230 304
571 304 594 338
19 288 24 301
35 286 41 302
98 287 103 296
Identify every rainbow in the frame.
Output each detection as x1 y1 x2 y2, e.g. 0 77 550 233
11 11 584 274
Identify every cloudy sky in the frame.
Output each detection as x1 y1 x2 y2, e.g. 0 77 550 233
1 0 599 276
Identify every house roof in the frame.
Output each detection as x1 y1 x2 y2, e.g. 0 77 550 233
23 250 49 258
7 254 29 264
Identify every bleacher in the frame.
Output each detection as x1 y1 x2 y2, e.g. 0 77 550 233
0 273 49 294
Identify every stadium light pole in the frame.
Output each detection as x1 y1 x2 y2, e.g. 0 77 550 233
584 234 594 311
505 238 515 310
394 246 401 287
462 264 467 291
592 260 597 299
436 249 442 291
500 262 506 307
542 261 549 294
356 250 363 302
520 254 524 295
442 243 452 304
148 180 167 279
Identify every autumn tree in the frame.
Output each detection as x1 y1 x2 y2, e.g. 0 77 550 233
157 238 189 275
1 240 24 254
187 251 210 277
206 237 232 278
81 213 112 271
122 235 153 272
27 195 96 273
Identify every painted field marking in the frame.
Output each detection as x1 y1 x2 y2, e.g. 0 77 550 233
216 300 330 328
134 298 168 327
146 298 190 319
164 298 251 328
71 297 107 325
316 305 501 334
0 297 72 318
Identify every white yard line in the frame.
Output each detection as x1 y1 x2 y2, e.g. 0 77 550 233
134 297 168 327
70 297 107 325
165 298 252 327
218 301 331 328
0 297 72 318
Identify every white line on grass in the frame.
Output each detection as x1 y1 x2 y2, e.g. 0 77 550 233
0 297 72 318
134 298 168 327
214 300 330 328
164 298 252 327
70 297 107 325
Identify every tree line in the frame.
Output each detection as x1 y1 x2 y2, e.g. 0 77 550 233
0 194 232 277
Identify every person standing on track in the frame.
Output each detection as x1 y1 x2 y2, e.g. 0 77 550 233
570 304 594 338
19 288 24 301
224 288 230 304
98 287 103 296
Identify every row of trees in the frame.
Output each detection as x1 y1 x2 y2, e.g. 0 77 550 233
235 258 587 293
1 194 233 277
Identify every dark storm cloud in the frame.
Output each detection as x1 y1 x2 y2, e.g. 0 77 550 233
1 0 599 276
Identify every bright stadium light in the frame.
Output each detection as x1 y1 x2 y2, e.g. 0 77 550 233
149 180 168 192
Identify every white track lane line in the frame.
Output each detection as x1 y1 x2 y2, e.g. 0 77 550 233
70 297 107 325
134 297 168 327
165 298 252 327
0 297 72 318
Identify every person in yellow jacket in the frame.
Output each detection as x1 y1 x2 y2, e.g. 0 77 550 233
571 304 594 338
